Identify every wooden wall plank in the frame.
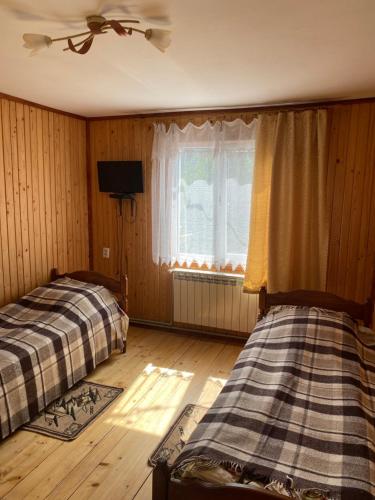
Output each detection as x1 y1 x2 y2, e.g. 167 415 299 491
15 103 30 294
64 116 73 271
48 112 58 271
42 109 53 276
24 105 37 291
10 100 25 297
0 103 10 304
71 118 79 270
0 96 88 307
30 106 42 285
60 114 68 273
80 120 88 269
2 99 19 300
36 108 48 281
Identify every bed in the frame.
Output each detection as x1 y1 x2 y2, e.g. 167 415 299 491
153 287 374 500
0 269 128 440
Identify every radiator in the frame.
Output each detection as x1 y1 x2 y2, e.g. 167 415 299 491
172 270 258 335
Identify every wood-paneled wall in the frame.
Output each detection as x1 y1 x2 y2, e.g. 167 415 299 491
89 103 375 327
0 96 89 307
326 103 375 303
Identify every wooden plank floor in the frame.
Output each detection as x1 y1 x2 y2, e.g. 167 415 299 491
0 327 243 500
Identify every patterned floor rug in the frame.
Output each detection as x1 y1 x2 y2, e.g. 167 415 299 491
23 380 124 441
149 404 207 467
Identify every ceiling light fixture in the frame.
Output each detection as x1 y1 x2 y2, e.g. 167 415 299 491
22 15 171 55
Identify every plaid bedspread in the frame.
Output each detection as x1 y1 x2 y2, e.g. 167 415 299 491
0 277 127 440
174 306 375 499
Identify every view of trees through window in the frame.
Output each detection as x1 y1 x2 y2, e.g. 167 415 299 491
177 146 254 267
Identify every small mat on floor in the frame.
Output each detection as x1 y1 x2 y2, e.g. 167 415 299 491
23 380 124 441
149 404 207 467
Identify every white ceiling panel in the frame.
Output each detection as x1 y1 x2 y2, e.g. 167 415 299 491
0 0 374 116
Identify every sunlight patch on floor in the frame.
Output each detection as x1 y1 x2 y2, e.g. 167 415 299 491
103 363 194 435
143 362 194 380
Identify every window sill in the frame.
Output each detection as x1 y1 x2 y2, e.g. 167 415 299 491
170 268 245 279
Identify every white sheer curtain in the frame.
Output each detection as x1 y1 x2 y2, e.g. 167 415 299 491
152 118 257 268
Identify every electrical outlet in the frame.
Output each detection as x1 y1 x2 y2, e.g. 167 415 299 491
103 247 110 259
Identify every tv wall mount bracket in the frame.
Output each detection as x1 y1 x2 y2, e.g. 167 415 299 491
110 193 136 217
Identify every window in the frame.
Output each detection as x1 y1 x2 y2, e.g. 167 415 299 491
177 144 255 268
152 119 257 269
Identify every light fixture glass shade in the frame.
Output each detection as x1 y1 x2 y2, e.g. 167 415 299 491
145 29 171 52
23 34 52 55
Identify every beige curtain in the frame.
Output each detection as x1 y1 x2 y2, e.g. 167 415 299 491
244 109 328 292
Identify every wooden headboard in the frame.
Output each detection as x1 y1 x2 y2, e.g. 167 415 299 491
50 269 128 313
258 287 373 327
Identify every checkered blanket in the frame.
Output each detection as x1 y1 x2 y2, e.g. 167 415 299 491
174 306 375 500
0 277 127 440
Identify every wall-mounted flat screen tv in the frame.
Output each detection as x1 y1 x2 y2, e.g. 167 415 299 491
97 161 143 194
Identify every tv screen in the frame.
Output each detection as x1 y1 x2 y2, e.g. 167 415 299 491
97 161 143 194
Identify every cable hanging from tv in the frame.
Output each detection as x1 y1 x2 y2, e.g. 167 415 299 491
97 160 144 277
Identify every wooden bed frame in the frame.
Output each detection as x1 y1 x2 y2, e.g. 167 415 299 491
258 286 374 326
152 287 374 500
50 268 129 352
